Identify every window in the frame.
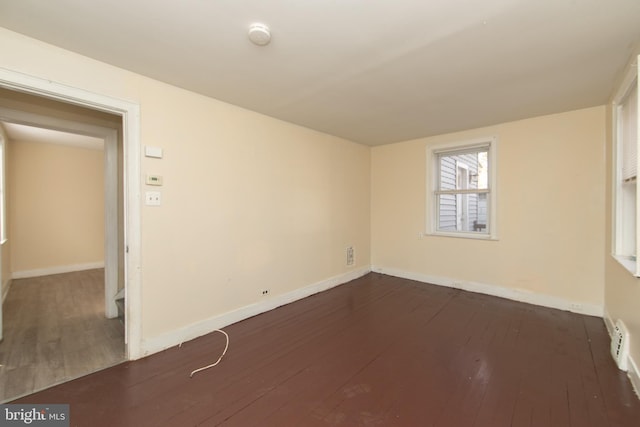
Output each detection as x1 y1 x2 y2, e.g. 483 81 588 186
613 57 639 276
427 138 497 239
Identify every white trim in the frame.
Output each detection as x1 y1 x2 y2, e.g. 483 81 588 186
604 311 615 336
427 231 499 241
12 262 105 279
612 59 639 105
123 104 142 358
612 254 637 276
629 355 640 399
141 267 371 356
103 129 118 318
0 67 142 359
0 68 137 115
371 265 603 317
0 277 5 342
1 278 10 302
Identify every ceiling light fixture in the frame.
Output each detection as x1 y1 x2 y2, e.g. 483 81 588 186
248 23 271 46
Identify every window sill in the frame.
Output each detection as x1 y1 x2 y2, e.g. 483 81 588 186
427 231 498 241
612 254 639 277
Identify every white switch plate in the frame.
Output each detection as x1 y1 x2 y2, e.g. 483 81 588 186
145 191 161 206
145 146 163 158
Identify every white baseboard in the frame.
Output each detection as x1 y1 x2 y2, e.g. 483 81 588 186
141 267 371 356
603 311 614 336
11 262 105 279
371 265 603 317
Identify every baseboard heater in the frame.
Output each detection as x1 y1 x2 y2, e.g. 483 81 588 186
611 319 630 371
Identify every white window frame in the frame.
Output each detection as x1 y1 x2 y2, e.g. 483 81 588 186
426 137 498 240
612 56 639 277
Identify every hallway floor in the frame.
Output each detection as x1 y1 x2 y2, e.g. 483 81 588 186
0 269 124 402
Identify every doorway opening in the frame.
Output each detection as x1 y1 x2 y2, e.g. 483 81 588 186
0 70 141 401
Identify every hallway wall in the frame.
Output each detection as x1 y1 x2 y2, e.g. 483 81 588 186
9 139 104 276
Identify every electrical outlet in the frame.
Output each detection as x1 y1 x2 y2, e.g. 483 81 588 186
346 246 355 266
569 303 583 312
261 289 270 296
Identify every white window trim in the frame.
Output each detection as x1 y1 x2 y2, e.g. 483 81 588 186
426 137 498 240
611 55 640 277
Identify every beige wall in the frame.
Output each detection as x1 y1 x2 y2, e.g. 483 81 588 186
9 140 104 273
604 51 640 374
0 28 371 341
138 78 371 336
372 106 606 309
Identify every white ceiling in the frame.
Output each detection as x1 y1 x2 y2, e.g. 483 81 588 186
0 0 639 146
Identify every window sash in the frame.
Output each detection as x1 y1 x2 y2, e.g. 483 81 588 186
435 188 490 196
436 149 489 191
436 192 490 234
433 144 490 157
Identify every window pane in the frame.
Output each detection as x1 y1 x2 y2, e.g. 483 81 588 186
437 193 488 233
621 181 637 258
438 149 488 191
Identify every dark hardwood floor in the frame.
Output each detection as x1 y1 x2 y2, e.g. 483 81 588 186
0 269 125 402
11 273 640 426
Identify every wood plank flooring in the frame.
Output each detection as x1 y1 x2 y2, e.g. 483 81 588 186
10 273 640 426
0 269 125 402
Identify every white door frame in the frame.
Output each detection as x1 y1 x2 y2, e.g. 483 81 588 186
0 68 142 359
